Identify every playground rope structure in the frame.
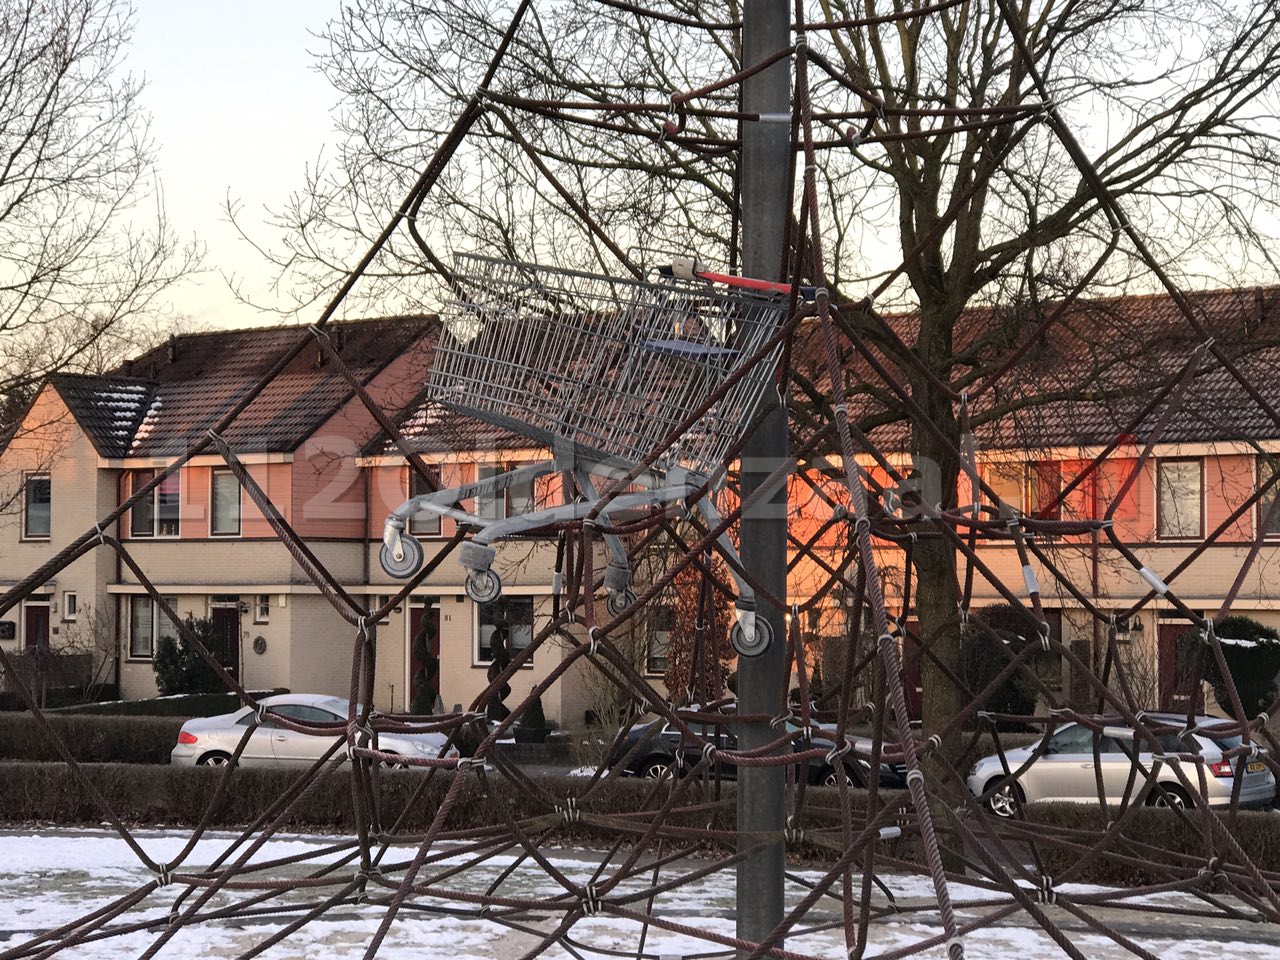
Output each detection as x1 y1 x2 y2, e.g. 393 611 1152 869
4 2 1280 958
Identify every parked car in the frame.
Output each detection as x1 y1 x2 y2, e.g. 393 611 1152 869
967 712 1276 816
605 712 904 788
170 693 455 769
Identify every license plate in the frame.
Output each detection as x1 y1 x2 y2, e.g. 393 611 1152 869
1248 761 1266 773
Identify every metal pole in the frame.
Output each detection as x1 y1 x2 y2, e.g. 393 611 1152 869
737 0 791 951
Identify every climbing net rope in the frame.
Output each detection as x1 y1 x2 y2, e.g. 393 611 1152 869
3 2 1280 959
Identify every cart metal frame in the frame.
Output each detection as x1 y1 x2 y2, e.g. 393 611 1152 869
379 254 795 655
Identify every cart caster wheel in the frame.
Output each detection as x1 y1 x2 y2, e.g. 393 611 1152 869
380 535 424 579
606 589 637 617
731 616 773 658
465 570 502 604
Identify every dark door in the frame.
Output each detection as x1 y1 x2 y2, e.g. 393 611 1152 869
901 619 922 722
210 606 241 680
23 604 49 649
408 601 441 712
1158 622 1202 713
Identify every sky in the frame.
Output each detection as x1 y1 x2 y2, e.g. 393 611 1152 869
129 1 343 330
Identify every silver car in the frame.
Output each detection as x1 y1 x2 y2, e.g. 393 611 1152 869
170 693 455 769
968 713 1276 816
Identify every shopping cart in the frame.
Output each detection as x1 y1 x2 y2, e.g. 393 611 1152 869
379 254 799 656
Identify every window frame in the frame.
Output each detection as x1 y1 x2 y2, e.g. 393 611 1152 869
1258 455 1280 539
126 595 179 661
21 473 51 541
646 603 675 676
127 469 181 539
408 466 442 537
62 591 77 622
475 462 537 522
1026 460 1063 522
983 461 1025 520
1155 457 1204 541
253 594 271 625
474 596 535 667
210 469 243 538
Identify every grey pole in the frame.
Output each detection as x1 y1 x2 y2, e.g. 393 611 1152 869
737 0 791 951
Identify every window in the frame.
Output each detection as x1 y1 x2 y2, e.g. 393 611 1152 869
476 597 534 663
1026 461 1062 521
476 464 503 520
1259 456 1280 537
409 467 441 536
62 592 77 622
211 470 241 536
647 604 675 675
1156 459 1202 539
475 463 536 520
254 594 271 625
984 462 1024 517
373 595 391 625
22 475 50 539
128 470 180 538
127 595 178 660
1046 724 1100 754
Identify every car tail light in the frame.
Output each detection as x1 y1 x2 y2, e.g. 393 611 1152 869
177 731 198 745
1209 759 1234 778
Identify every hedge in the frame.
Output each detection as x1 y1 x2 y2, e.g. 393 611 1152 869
0 715 183 764
0 685 119 712
54 688 288 717
1022 802 1280 887
1 763 1274 889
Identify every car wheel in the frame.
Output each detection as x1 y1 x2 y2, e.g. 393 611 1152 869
1147 783 1191 809
639 755 677 781
984 778 1024 818
197 751 233 768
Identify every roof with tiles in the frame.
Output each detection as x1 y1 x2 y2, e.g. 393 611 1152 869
52 317 433 458
48 374 157 458
790 285 1280 452
370 285 1280 462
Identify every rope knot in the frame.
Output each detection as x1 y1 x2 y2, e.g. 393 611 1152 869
586 627 601 657
582 882 602 916
156 864 172 887
824 740 851 766
770 710 794 731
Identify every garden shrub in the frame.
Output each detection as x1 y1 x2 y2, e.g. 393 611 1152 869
153 615 231 695
962 604 1042 726
1177 615 1280 719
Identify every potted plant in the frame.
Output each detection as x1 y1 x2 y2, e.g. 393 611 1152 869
514 694 549 743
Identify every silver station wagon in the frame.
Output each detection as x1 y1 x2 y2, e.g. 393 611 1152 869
968 713 1276 816
170 693 455 769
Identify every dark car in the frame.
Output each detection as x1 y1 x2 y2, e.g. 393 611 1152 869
606 714 904 788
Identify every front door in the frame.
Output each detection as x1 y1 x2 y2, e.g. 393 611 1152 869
408 601 441 712
1158 621 1203 712
210 603 241 680
23 603 50 649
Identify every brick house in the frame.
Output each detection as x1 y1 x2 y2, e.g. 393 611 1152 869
5 288 1279 724
788 286 1280 717
0 320 593 727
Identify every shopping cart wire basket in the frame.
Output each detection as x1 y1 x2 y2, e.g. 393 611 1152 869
379 253 800 657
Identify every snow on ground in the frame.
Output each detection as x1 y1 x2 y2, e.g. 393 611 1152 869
0 830 1276 958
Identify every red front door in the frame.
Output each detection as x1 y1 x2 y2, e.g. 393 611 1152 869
408 601 441 711
23 604 49 649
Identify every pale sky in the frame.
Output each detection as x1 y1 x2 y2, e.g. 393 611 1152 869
129 1 343 330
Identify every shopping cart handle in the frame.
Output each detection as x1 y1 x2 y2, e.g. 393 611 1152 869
657 262 815 300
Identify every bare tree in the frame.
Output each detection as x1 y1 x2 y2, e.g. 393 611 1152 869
258 0 1280 781
0 0 200 427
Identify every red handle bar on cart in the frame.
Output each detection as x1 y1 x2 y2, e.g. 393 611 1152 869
658 258 816 300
